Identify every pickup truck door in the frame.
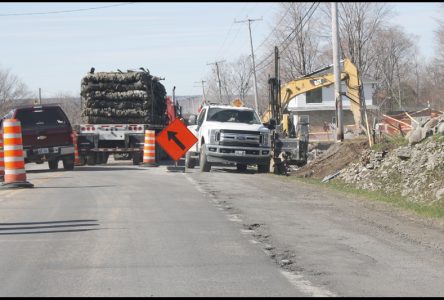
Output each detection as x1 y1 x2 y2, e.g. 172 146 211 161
194 108 207 152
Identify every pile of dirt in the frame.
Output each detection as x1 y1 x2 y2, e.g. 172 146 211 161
292 138 369 179
80 70 167 124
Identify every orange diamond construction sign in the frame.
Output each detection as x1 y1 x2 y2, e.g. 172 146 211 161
156 119 198 161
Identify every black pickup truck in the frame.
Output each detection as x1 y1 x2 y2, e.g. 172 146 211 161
0 104 75 171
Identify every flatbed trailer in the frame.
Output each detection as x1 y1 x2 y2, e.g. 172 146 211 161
76 123 166 165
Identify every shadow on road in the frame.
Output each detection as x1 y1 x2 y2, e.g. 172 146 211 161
27 169 73 174
35 185 115 189
0 219 100 235
211 167 258 175
0 219 98 225
0 228 99 235
73 166 145 172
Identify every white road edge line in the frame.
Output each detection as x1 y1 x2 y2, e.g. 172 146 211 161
280 270 337 297
183 173 206 194
183 173 337 297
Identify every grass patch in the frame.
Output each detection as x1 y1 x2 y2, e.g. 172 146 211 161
372 134 408 152
430 134 444 143
286 176 444 219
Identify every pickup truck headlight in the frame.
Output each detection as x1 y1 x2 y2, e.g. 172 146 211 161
209 129 220 144
260 133 270 146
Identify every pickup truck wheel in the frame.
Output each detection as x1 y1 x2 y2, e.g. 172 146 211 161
63 155 75 171
199 146 211 172
48 159 58 170
257 164 269 173
86 153 96 165
185 152 195 169
236 164 248 172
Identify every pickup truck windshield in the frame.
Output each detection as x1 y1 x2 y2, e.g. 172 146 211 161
15 107 69 129
206 108 261 124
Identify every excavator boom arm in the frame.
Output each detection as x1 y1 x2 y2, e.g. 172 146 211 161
261 58 362 132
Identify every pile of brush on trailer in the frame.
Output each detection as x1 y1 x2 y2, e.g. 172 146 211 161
80 69 167 125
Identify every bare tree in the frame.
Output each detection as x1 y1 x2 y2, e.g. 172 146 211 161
205 55 254 106
371 26 415 111
0 66 33 104
320 2 392 77
0 66 35 115
222 55 253 102
46 92 82 125
435 3 444 66
272 2 325 82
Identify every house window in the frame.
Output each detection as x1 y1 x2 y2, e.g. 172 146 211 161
306 88 322 103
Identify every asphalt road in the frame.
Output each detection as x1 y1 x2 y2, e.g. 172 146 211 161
1 159 443 296
0 159 302 297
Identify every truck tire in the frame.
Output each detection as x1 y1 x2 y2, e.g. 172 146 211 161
199 146 211 172
48 159 58 171
63 155 75 171
236 164 247 172
79 155 86 166
257 163 269 173
97 152 107 164
132 152 142 165
185 152 195 169
103 153 109 164
86 153 96 165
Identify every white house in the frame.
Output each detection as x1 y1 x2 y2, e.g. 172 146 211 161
286 78 378 140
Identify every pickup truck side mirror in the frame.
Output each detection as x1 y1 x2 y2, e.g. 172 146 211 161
188 114 197 125
266 118 277 130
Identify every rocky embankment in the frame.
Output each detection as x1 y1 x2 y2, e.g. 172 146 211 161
337 115 444 204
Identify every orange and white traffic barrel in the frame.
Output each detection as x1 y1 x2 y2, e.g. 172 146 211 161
72 131 81 166
0 129 4 181
1 119 33 188
142 129 158 167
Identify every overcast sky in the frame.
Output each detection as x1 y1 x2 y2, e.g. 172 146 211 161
0 2 441 98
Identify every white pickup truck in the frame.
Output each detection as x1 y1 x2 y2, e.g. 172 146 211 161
185 103 271 172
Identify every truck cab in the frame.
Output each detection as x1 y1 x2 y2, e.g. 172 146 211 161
185 103 271 172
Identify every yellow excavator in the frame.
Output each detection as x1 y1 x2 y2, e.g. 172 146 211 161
262 58 364 174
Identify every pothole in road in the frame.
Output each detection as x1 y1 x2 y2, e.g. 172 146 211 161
242 222 305 274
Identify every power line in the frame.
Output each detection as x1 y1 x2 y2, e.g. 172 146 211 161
235 17 263 113
256 2 317 70
255 2 319 73
280 3 319 54
0 3 136 17
254 6 291 53
222 2 259 59
215 2 250 58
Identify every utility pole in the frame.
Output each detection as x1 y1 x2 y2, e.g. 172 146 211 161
235 17 262 114
274 46 280 122
194 80 207 104
331 2 343 142
39 88 42 105
207 60 225 104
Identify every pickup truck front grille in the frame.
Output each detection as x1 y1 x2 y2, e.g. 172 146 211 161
219 130 260 147
220 141 259 147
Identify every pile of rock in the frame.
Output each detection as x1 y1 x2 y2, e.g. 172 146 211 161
338 115 444 203
80 70 167 124
407 114 444 145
